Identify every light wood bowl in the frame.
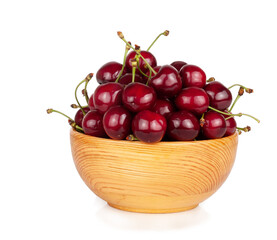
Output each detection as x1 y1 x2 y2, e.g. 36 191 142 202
70 129 238 213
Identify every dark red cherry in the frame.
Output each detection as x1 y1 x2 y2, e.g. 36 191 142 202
175 87 209 115
122 82 156 112
93 82 123 114
170 61 187 72
145 66 161 80
88 94 95 110
167 110 200 141
222 110 237 136
132 110 167 143
149 65 182 98
204 81 232 110
74 107 90 127
96 61 126 84
152 99 174 119
202 111 227 139
103 106 132 140
125 51 157 75
118 73 146 85
179 64 206 88
82 110 106 137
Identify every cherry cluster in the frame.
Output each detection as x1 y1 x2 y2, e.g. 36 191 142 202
47 31 259 143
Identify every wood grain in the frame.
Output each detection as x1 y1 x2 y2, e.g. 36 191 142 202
70 129 238 213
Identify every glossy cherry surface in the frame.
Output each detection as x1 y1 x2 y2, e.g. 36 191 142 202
74 107 90 127
152 99 174 119
132 110 167 143
93 82 123 114
88 94 95 110
82 110 106 137
204 81 232 110
222 110 237 136
167 110 200 141
118 73 146 85
122 82 156 112
175 87 209 115
179 64 206 88
202 111 227 139
96 61 126 84
125 51 157 75
170 61 187 72
149 65 182 98
145 66 161 80
103 106 132 140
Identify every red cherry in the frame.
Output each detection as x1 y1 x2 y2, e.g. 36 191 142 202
74 107 90 127
93 82 123 114
88 94 95 110
103 106 132 140
125 51 157 75
204 81 232 110
202 111 227 139
118 73 146 85
170 61 187 72
179 64 206 88
152 99 175 119
175 87 209 115
132 110 167 143
82 110 106 137
222 110 237 136
96 61 126 84
122 82 156 112
167 110 200 141
145 66 161 80
149 65 182 98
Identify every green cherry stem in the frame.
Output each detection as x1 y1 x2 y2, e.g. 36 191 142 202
208 106 260 123
115 43 130 83
131 59 137 83
237 126 251 132
228 84 253 93
147 30 169 51
146 69 152 86
117 32 157 75
229 87 244 112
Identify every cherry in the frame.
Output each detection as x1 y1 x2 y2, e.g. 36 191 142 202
167 110 200 141
204 81 232 110
82 110 106 137
202 111 227 139
152 99 174 119
149 65 182 98
93 82 123 114
170 61 187 72
175 87 209 115
179 64 206 88
96 61 126 84
88 94 95 110
74 107 90 127
145 66 161 80
132 110 167 143
118 73 146 85
222 110 237 136
122 82 156 112
125 50 157 75
103 106 132 140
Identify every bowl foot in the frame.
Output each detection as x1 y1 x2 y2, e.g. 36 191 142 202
108 203 199 214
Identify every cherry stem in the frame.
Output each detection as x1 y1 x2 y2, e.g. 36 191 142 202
200 113 205 127
207 77 215 82
237 126 251 132
71 104 88 109
147 30 169 51
228 84 253 93
208 106 260 123
229 94 241 112
146 69 152 86
135 54 149 78
83 82 89 103
126 134 139 141
117 32 157 75
115 43 130 83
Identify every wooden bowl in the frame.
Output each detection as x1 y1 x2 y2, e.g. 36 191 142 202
70 129 238 213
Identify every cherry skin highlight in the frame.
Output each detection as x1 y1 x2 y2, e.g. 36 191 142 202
167 110 200 141
179 64 206 88
152 99 175 119
82 110 106 137
175 87 209 115
149 65 182 98
93 82 123 114
202 111 227 139
204 81 232 110
103 106 132 140
170 61 187 72
132 110 167 143
74 107 90 127
222 110 237 136
96 61 126 84
122 82 156 112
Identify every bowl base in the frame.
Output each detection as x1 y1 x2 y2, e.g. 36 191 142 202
108 203 199 214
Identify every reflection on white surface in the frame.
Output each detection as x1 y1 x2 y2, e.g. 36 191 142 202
96 203 210 230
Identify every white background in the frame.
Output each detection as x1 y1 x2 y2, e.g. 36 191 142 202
1 0 276 239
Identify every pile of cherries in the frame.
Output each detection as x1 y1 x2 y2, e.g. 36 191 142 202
47 31 259 143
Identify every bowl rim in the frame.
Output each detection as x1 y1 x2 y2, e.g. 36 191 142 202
70 128 238 146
